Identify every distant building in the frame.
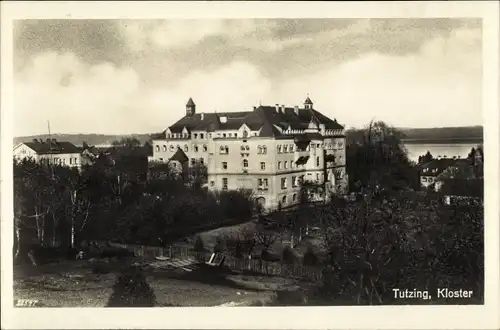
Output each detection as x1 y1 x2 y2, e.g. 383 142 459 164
13 139 82 168
418 156 481 192
149 96 348 211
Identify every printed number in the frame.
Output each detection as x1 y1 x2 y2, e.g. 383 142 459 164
15 299 39 307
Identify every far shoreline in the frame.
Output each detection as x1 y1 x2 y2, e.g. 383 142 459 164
402 138 483 145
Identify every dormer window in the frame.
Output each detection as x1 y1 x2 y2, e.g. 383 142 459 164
242 131 248 138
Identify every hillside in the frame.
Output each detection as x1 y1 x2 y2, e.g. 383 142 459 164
14 126 483 146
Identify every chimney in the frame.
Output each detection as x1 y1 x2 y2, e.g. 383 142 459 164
294 106 299 115
275 104 280 113
281 104 285 112
200 113 204 120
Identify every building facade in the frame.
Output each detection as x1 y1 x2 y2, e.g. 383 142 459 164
13 139 82 168
150 97 348 211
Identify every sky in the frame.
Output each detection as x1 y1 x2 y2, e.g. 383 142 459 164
13 18 482 136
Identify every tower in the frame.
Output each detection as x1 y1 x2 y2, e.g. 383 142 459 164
304 95 313 110
186 97 196 116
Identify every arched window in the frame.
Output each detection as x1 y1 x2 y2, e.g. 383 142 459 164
155 145 160 152
163 145 167 152
194 145 199 152
184 145 189 152
278 161 282 169
203 145 208 152
258 146 262 154
262 146 267 154
292 193 297 202
243 159 249 168
242 130 248 138
282 195 287 205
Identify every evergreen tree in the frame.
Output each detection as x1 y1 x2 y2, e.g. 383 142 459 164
193 236 205 252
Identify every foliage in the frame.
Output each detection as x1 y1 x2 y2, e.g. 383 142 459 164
193 236 205 252
346 121 419 193
441 178 483 198
309 192 483 305
302 246 318 266
107 266 156 307
213 236 228 253
417 151 433 164
281 246 298 264
13 157 259 259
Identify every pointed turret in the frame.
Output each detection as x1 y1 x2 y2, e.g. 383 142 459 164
186 97 196 116
304 95 313 110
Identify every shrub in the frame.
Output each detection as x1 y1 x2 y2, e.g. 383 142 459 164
214 236 227 253
281 246 297 264
99 247 134 259
303 247 318 266
193 236 205 252
92 262 111 274
107 266 156 307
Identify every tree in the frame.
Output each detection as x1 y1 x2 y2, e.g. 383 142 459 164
107 266 156 307
193 236 205 252
418 151 433 164
112 137 142 148
346 120 418 192
303 246 318 266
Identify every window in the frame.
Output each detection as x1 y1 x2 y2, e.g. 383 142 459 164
422 177 428 182
278 161 282 170
242 131 248 138
62 158 66 165
200 158 204 165
220 145 229 154
208 133 212 138
155 145 160 152
194 145 199 152
200 133 204 139
223 133 226 138
170 145 175 151
260 162 266 170
245 145 249 151
316 173 320 181
262 146 267 154
70 158 73 165
243 159 249 168
281 177 287 189
229 133 233 137
203 145 208 152
277 145 282 153
292 176 297 187
428 177 434 183
163 145 167 152
316 156 320 167
167 134 171 139
283 145 288 153
293 193 297 202
241 145 246 151
222 178 228 191
191 158 196 166
258 146 262 154
284 161 288 169
282 195 287 205
317 144 320 148
184 145 189 152
222 162 228 170
290 145 294 152
194 133 198 139
210 181 215 186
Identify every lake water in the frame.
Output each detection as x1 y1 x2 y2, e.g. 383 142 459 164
404 143 481 163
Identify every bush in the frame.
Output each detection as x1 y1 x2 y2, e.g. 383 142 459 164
281 246 297 264
193 236 205 252
303 247 318 266
214 236 227 253
99 247 134 259
107 266 156 307
92 262 111 274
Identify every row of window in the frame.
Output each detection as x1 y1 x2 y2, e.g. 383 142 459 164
190 158 205 166
422 177 434 183
39 157 79 165
156 144 208 153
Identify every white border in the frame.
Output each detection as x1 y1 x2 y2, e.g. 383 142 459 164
1 1 499 329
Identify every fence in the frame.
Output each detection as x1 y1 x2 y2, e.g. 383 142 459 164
103 241 323 282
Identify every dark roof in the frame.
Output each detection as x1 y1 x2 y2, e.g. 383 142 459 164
304 97 313 105
170 148 189 164
295 156 309 165
419 158 471 176
23 140 80 155
165 103 343 138
186 98 195 106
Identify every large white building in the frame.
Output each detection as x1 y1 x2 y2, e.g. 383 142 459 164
13 139 82 168
150 97 348 211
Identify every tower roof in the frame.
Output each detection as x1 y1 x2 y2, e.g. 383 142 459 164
304 96 313 105
186 97 195 107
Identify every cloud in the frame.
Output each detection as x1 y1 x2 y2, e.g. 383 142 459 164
14 22 482 136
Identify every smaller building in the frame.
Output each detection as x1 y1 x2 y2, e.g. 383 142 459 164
13 139 82 168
